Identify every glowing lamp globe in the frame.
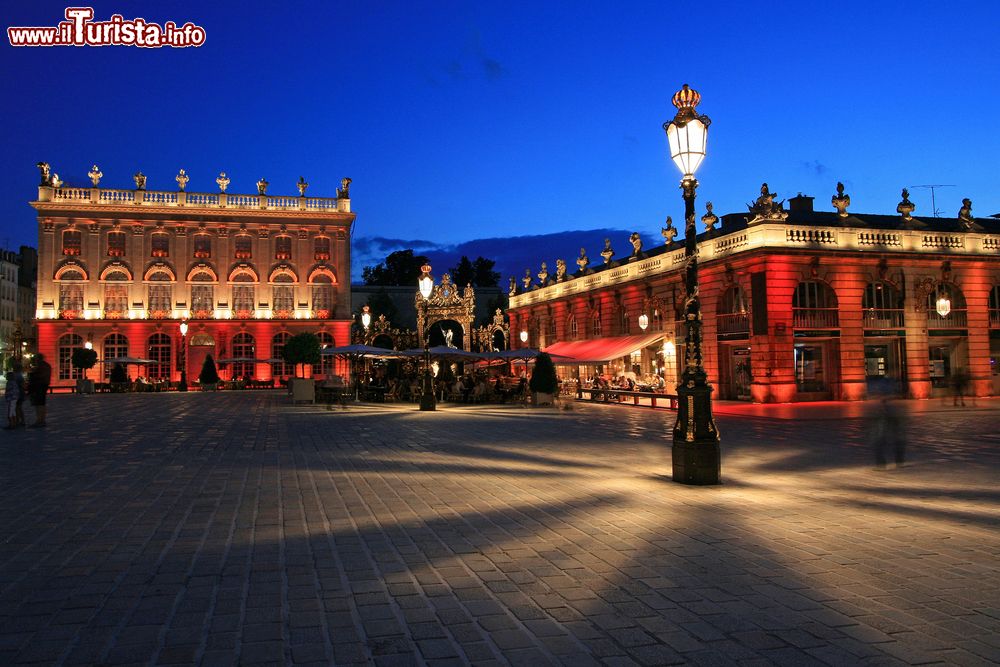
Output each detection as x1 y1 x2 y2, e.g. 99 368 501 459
638 313 649 331
418 264 434 300
936 295 951 317
519 330 528 343
361 305 371 329
663 84 710 177
179 320 189 336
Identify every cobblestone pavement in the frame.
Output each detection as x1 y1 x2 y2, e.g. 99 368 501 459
1 392 998 666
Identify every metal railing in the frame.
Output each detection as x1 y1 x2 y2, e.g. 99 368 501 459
926 310 968 328
793 308 839 329
716 312 750 335
862 309 904 329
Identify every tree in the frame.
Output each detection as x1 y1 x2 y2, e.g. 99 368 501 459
449 256 475 288
282 332 321 377
472 256 501 287
71 347 98 380
448 255 500 288
365 288 398 327
362 249 430 286
529 352 559 395
199 354 220 386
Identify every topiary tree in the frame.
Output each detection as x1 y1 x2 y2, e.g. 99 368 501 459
199 354 220 386
71 347 98 380
282 332 321 377
529 352 559 395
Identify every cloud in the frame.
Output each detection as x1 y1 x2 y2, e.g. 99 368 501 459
800 159 830 176
352 228 661 283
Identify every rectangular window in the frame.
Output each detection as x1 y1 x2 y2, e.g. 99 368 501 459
62 230 82 256
191 285 214 316
233 286 255 317
234 235 252 260
103 285 128 318
107 231 127 257
275 236 292 260
148 285 172 317
314 236 330 261
58 284 84 317
273 285 294 316
193 234 211 258
151 233 169 258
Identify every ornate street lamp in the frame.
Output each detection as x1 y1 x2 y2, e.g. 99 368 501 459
935 288 952 318
361 304 372 330
638 313 649 331
663 84 720 485
418 265 437 410
519 330 528 344
178 320 189 392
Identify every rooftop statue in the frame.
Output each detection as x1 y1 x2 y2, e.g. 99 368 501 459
36 161 51 186
958 198 974 229
297 176 309 197
51 173 62 188
831 182 850 217
216 172 230 193
256 178 269 195
748 182 787 220
88 164 103 187
537 262 549 286
576 247 590 274
508 276 517 296
338 177 352 199
555 258 567 281
522 268 533 291
629 232 644 259
175 169 189 191
600 238 614 265
701 202 719 234
133 172 146 190
661 217 677 245
897 188 915 221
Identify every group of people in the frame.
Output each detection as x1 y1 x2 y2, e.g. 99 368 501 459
585 373 667 393
4 353 52 429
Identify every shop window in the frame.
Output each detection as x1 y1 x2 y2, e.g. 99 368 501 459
147 333 171 380
794 343 827 392
232 332 256 380
271 332 292 378
58 333 85 379
317 332 335 376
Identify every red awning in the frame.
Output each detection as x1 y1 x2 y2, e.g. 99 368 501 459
542 333 665 364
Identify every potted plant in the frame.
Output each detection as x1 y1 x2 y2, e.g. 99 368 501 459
282 332 320 403
199 354 220 391
71 347 98 394
529 352 558 406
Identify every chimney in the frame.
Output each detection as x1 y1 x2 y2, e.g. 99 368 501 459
788 193 814 214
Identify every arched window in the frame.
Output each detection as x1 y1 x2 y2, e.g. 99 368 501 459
151 231 169 258
58 333 84 380
232 333 256 380
620 310 630 335
107 230 127 257
793 281 839 329
547 316 557 341
314 236 331 261
316 332 335 377
147 270 172 319
58 270 85 318
863 281 903 328
718 286 750 335
271 332 291 378
102 333 128 379
989 285 1000 328
103 272 128 318
591 313 602 337
147 333 171 380
927 283 968 327
568 314 578 340
311 273 334 318
274 235 292 260
62 229 82 256
233 286 255 318
234 234 253 259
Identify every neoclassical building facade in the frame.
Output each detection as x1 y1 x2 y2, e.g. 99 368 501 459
32 165 355 387
508 187 1000 402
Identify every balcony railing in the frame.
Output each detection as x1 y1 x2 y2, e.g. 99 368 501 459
863 309 904 329
717 312 750 335
43 186 348 213
990 309 1000 328
793 308 839 329
926 309 968 329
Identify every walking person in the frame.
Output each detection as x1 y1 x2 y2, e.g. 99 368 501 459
869 396 906 469
951 367 971 407
4 369 23 430
27 353 52 428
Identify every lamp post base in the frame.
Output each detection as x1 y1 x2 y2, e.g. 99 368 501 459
419 393 436 411
671 439 720 485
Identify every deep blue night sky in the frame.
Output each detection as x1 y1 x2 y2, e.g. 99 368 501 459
3 1 999 281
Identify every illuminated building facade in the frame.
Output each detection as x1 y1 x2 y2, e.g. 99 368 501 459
508 188 1000 402
31 165 355 387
